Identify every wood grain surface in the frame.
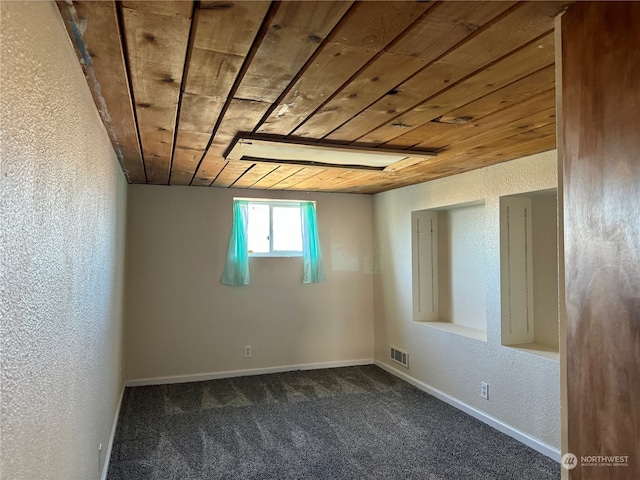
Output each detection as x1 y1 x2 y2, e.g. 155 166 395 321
561 2 640 478
57 1 573 193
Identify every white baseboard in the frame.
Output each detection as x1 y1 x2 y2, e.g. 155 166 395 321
101 383 125 480
374 360 561 462
125 358 374 387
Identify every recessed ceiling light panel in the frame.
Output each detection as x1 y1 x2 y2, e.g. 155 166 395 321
225 135 436 172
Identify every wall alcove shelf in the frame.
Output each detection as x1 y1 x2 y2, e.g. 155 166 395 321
500 189 559 360
412 201 487 341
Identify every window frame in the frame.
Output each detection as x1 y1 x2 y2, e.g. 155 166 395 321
243 198 308 258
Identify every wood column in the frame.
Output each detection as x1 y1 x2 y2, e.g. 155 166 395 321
561 2 640 479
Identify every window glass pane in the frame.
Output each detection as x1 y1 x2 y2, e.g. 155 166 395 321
272 206 302 252
247 203 270 253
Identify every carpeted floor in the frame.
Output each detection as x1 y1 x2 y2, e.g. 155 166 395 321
107 365 559 480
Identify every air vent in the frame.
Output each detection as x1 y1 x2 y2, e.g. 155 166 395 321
390 346 409 368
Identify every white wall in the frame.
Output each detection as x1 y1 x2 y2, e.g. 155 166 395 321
437 205 487 332
125 185 374 381
0 2 127 479
373 151 560 451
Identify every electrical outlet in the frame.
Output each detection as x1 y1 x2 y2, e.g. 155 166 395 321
480 382 489 400
244 345 252 358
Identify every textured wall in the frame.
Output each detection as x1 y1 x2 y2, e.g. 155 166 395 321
437 205 487 331
373 151 561 449
125 186 374 381
0 2 127 479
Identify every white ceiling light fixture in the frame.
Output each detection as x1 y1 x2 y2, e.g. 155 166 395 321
225 134 436 172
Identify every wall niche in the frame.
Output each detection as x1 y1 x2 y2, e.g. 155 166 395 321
500 189 559 359
412 202 487 341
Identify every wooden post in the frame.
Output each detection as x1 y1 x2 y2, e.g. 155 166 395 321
560 2 640 479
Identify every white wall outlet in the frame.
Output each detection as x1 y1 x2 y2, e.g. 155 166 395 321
244 345 252 358
480 382 489 400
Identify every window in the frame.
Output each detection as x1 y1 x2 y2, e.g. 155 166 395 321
221 198 325 286
247 201 303 256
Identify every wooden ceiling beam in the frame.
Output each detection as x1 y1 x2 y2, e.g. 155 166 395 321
55 1 146 183
433 107 556 161
250 165 306 190
319 170 385 193
267 167 329 190
382 67 555 150
235 1 353 103
230 163 280 189
210 161 252 188
191 99 271 186
120 1 193 184
285 168 355 191
324 1 568 143
356 32 555 145
256 0 435 136
413 134 556 183
290 1 515 139
438 64 555 125
410 89 556 152
396 122 557 187
380 122 458 150
472 124 557 160
169 2 270 185
191 1 351 187
363 118 556 193
396 105 555 181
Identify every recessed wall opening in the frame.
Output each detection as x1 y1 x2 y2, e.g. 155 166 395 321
500 189 559 359
412 201 487 341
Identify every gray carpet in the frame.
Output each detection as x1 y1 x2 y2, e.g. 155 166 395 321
107 365 559 480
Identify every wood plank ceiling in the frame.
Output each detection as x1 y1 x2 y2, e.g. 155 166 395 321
57 1 570 194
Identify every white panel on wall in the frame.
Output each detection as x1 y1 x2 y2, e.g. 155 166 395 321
412 210 439 321
530 192 559 350
500 197 535 345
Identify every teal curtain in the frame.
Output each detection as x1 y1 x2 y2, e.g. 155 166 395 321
221 200 250 286
300 202 325 283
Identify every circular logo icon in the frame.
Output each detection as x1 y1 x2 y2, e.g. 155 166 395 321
561 453 578 470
